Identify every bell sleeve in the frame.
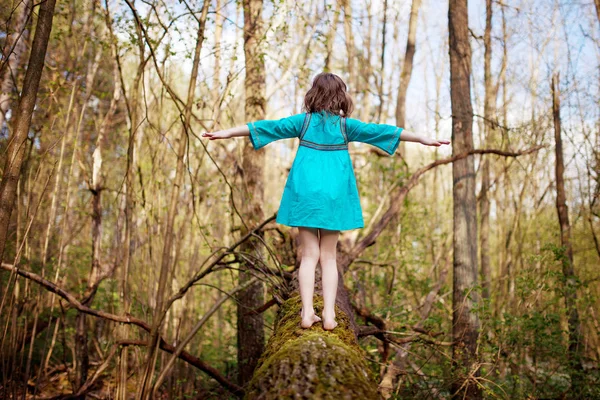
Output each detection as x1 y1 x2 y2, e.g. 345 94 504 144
247 113 306 150
345 117 403 156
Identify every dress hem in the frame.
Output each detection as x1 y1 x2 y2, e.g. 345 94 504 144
276 216 364 231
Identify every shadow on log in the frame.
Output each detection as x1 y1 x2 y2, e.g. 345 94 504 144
245 294 379 399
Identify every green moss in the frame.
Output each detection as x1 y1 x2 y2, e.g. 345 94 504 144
245 295 379 399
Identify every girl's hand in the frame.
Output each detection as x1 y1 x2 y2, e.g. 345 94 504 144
419 137 451 147
202 130 231 140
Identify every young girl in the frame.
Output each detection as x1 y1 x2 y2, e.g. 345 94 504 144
202 72 449 331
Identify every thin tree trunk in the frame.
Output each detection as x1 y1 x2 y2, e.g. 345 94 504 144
75 39 120 397
237 0 266 386
120 0 146 320
342 0 356 98
395 0 422 156
123 24 146 400
138 2 210 398
494 3 509 316
375 0 388 121
110 2 147 396
324 0 341 72
480 0 493 301
38 17 96 368
358 2 374 122
448 0 481 398
551 73 584 396
0 0 57 264
0 0 33 130
41 86 76 270
212 0 223 108
75 37 106 396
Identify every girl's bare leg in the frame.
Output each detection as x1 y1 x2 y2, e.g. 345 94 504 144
298 227 322 328
319 228 339 330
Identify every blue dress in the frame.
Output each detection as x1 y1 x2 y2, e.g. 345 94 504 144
247 111 403 231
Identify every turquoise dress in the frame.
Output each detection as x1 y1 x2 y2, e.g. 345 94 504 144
247 111 403 231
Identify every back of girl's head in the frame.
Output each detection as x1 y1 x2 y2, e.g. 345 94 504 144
303 72 354 117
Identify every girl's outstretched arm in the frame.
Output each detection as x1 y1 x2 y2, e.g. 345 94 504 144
202 125 249 140
400 130 450 147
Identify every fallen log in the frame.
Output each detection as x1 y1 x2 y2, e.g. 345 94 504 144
245 293 379 399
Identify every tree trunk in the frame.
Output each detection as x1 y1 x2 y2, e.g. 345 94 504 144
375 0 389 121
448 0 481 398
342 0 356 98
324 1 341 72
551 73 584 396
237 0 266 386
395 0 422 157
0 0 33 130
109 2 148 396
212 0 223 107
73 25 105 393
479 0 493 301
73 41 120 397
0 0 57 264
358 4 374 123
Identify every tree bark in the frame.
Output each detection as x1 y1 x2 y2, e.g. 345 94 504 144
237 0 267 386
0 0 33 130
448 0 481 398
0 0 57 264
551 73 584 396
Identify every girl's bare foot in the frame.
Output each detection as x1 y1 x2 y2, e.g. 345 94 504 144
322 311 338 331
300 309 322 328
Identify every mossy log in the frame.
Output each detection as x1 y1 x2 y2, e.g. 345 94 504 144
245 294 379 399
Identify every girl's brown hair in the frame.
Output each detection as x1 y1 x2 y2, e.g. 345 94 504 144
303 72 354 117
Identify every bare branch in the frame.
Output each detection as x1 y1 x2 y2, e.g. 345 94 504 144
344 146 544 269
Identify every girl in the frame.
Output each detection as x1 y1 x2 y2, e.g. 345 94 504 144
202 72 449 331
